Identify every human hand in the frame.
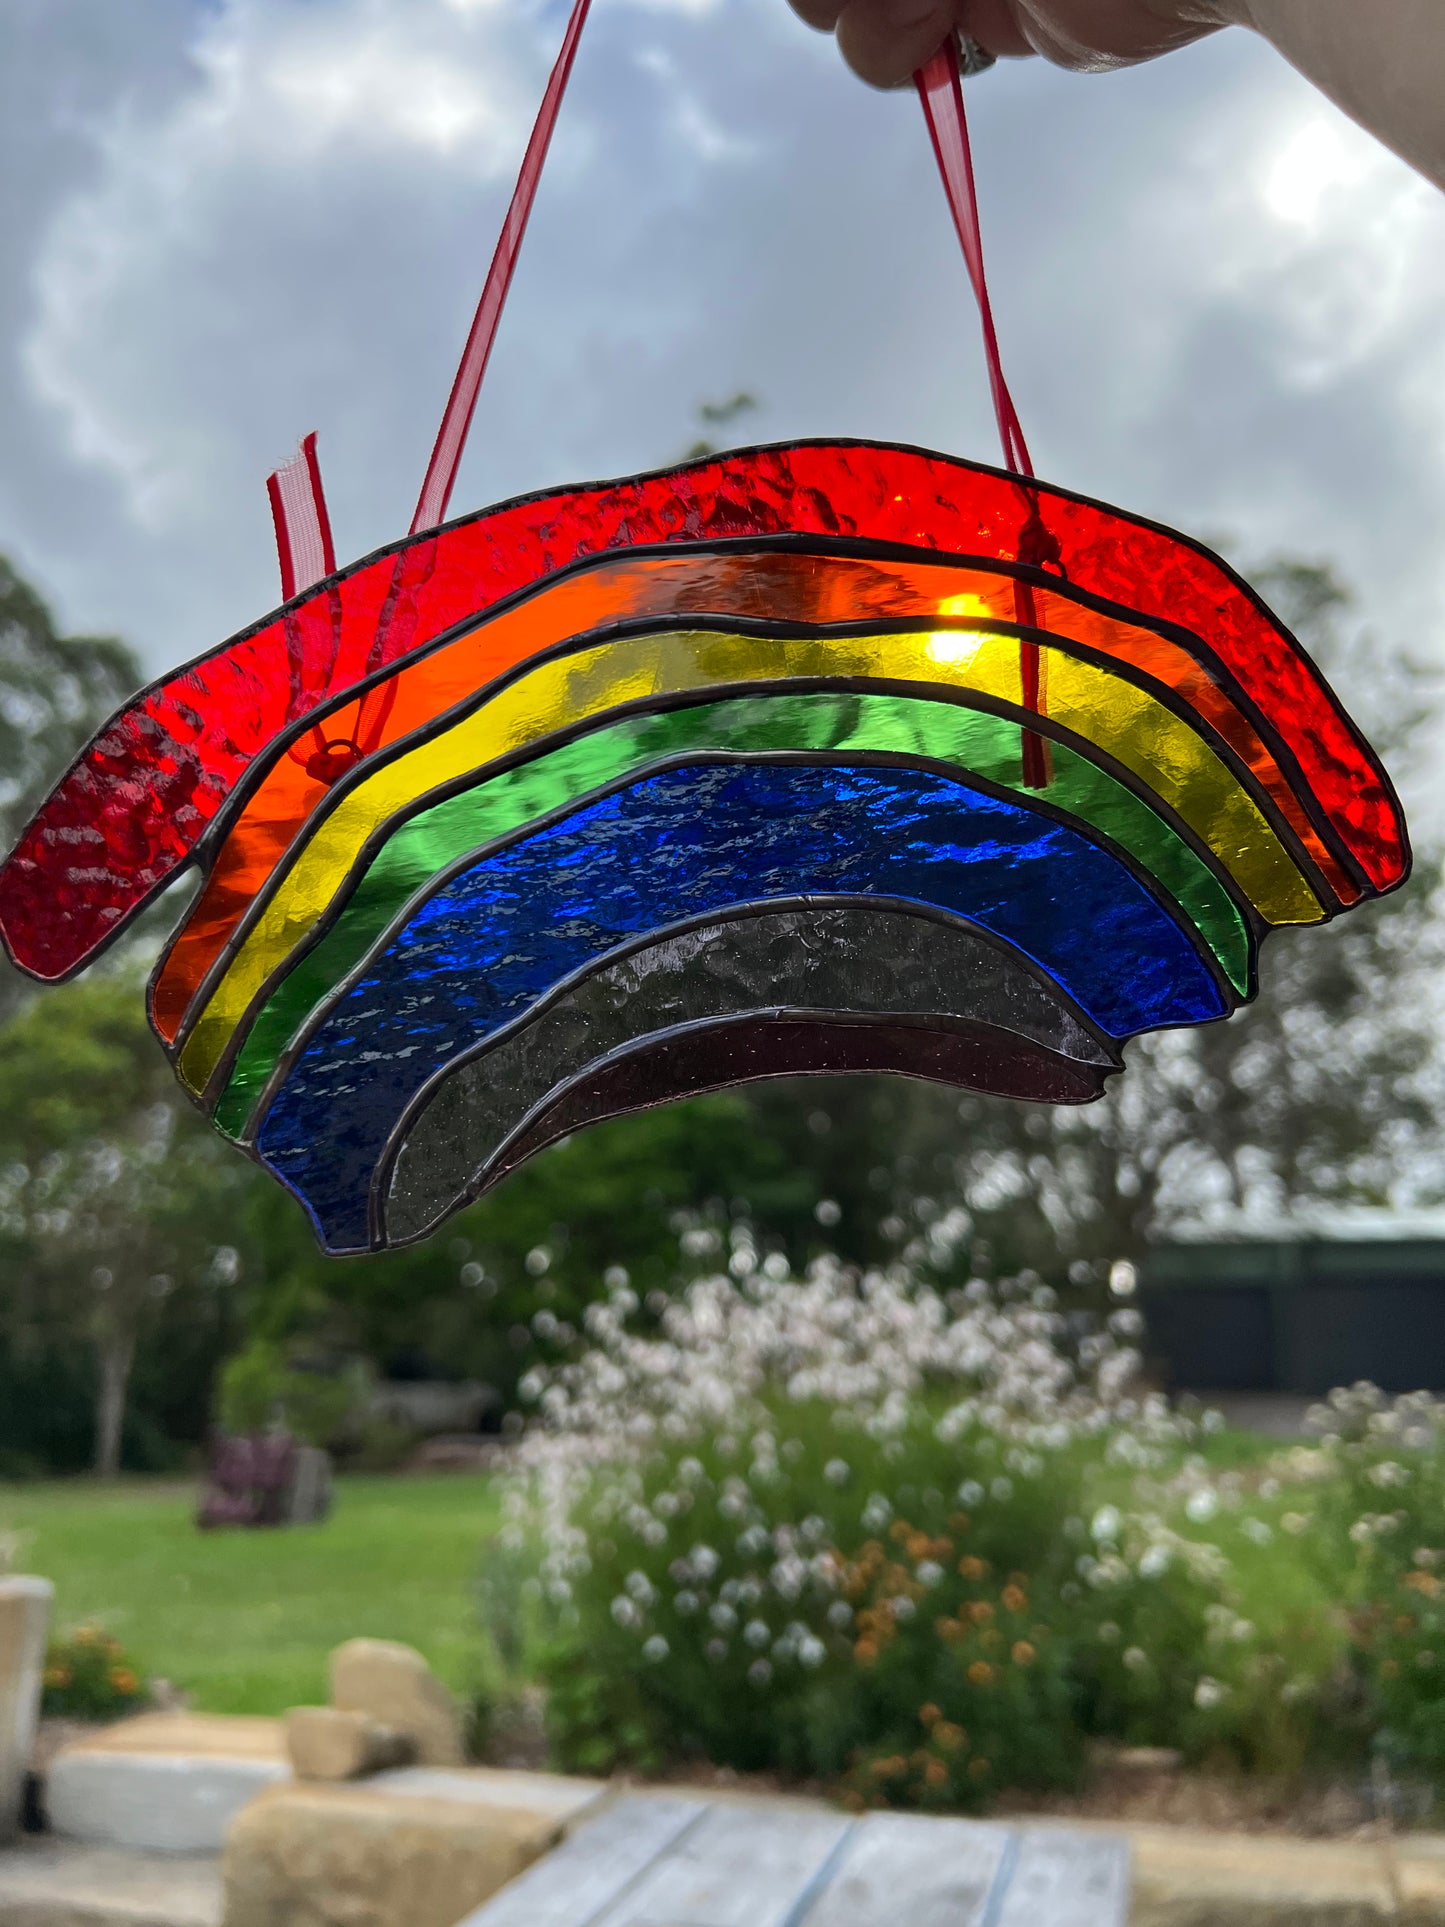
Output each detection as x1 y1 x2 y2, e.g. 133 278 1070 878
788 0 1233 90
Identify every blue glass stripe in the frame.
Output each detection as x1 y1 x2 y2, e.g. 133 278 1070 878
256 761 1226 1249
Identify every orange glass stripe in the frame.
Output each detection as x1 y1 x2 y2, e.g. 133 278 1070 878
150 547 1351 1041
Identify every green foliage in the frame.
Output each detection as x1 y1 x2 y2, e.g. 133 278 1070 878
533 1395 1293 1802
215 1341 357 1446
1293 1386 1445 1780
42 1624 148 1719
0 554 142 1023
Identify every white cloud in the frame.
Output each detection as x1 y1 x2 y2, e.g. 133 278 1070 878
0 0 1442 803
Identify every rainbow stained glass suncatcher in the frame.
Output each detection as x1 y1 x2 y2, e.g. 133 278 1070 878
0 21 1410 1255
0 437 1409 1251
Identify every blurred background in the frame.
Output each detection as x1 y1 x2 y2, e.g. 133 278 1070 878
6 0 1445 1840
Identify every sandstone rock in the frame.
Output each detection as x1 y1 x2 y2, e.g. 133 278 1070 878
0 1577 52 1842
1129 1822 1396 1927
72 1714 285 1760
286 1707 412 1782
222 1783 557 1927
330 1639 464 1767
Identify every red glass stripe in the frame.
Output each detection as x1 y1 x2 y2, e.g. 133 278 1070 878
0 441 1405 981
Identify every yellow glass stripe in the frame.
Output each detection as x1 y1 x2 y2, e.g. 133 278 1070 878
178 626 1323 1093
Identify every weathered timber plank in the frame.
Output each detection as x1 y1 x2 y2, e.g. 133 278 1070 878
457 1794 704 1927
991 1828 1131 1927
800 1811 1013 1927
593 1800 854 1927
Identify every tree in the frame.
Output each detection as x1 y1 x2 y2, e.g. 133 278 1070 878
873 561 1445 1283
0 555 142 1019
0 978 248 1474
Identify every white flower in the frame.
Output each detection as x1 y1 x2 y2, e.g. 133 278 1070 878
798 1635 827 1669
642 1635 670 1663
1241 1518 1273 1546
1123 1646 1148 1672
1090 1506 1122 1544
861 1494 892 1532
611 1597 641 1629
744 1619 771 1649
916 1561 944 1588
1097 1621 1121 1645
710 1602 738 1631
1194 1676 1227 1710
624 1571 656 1604
824 1459 851 1486
1368 1461 1410 1489
1139 1547 1170 1579
690 1544 721 1580
674 1590 700 1617
748 1658 773 1687
957 1481 985 1507
1281 1512 1310 1536
990 1477 1014 1502
827 1600 853 1629
705 1638 729 1663
1185 1490 1218 1524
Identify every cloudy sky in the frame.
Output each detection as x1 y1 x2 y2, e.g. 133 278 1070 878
4 0 1444 779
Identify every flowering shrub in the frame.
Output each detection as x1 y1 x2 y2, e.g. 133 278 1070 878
500 1243 1290 1803
42 1625 147 1719
1300 1384 1445 1777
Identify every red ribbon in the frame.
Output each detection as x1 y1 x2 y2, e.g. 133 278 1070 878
410 0 595 536
916 38 1050 786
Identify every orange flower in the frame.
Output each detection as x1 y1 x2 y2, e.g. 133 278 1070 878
936 1617 962 1642
924 1758 948 1787
967 1660 995 1687
949 1512 971 1534
968 1600 995 1625
1001 1584 1027 1614
968 1756 991 1782
1012 1640 1037 1667
958 1555 990 1582
855 1639 880 1667
1404 1570 1440 1597
74 1626 101 1646
44 1666 72 1690
918 1702 942 1727
890 1521 911 1544
905 1533 932 1562
109 1667 140 1695
934 1721 966 1753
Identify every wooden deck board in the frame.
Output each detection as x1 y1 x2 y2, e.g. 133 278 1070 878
991 1827 1131 1927
802 1811 1012 1927
591 1801 853 1927
459 1795 1130 1927
458 1794 703 1927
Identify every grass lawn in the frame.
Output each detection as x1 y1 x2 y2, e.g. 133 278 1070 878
0 1473 501 1715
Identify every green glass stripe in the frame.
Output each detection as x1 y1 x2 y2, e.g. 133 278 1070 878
213 690 1251 1138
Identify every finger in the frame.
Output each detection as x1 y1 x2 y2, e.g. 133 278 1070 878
834 0 958 88
956 0 1034 57
788 0 848 31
